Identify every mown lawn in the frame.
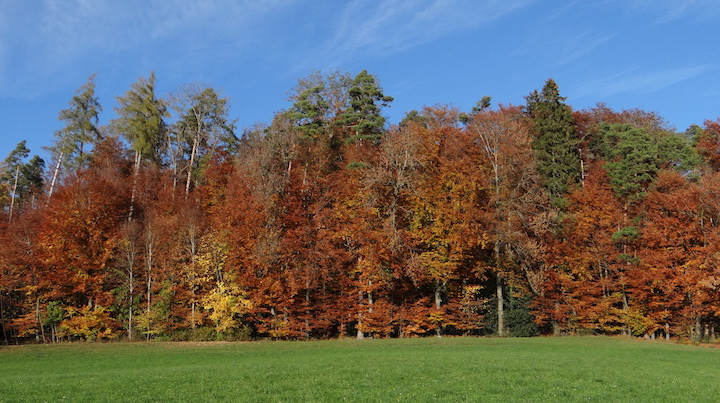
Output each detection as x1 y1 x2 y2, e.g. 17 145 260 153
1 336 719 402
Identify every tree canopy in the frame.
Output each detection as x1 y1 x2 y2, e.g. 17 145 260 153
1 71 719 344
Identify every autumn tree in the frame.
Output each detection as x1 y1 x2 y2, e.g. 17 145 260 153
34 138 131 340
0 206 45 341
629 171 714 339
466 105 547 336
397 106 489 337
538 166 627 335
696 118 720 171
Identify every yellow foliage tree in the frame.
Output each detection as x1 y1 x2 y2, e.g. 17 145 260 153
59 305 118 341
202 281 252 334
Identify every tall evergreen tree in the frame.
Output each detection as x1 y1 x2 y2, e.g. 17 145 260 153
288 70 353 155
112 72 168 167
111 72 169 221
50 74 103 169
336 70 393 144
47 74 102 197
525 79 580 207
289 85 329 141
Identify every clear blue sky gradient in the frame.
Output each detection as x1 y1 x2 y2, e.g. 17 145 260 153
1 0 718 163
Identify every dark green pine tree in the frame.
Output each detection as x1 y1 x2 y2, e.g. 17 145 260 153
2 141 30 182
600 124 659 200
2 141 44 218
598 123 699 202
336 70 393 144
288 84 329 141
525 79 580 207
21 155 45 195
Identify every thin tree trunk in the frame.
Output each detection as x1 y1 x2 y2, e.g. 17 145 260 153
188 224 197 331
434 280 444 337
8 166 19 223
36 297 44 343
128 151 141 222
497 277 505 337
0 290 7 345
128 265 134 341
48 152 63 200
553 302 561 336
146 272 152 342
305 277 311 340
494 237 505 337
356 289 364 340
185 136 199 198
124 227 137 341
145 227 154 341
579 147 586 188
622 291 630 337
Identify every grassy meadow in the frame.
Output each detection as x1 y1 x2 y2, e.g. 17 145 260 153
1 336 719 402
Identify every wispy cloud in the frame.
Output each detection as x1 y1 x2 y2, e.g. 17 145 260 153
1 0 537 97
518 29 615 67
572 64 714 99
0 0 295 97
604 0 720 22
316 0 537 64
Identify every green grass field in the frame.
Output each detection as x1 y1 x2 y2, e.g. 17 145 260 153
1 336 719 402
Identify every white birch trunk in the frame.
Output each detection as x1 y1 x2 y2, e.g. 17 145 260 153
8 166 20 223
48 152 63 200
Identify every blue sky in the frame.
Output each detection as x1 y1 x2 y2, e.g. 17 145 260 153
1 0 718 163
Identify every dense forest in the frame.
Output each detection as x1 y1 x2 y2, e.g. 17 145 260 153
2 70 719 343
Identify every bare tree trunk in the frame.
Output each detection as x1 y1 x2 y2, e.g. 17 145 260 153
128 151 141 222
166 133 179 198
0 290 7 345
128 265 134 341
356 289 364 340
434 279 446 337
497 277 505 337
494 237 505 337
8 166 19 223
579 147 586 188
185 136 199 198
553 302 561 336
123 225 138 341
48 152 63 200
145 226 154 341
304 277 311 340
145 271 152 342
35 297 45 343
188 224 198 331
